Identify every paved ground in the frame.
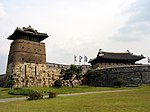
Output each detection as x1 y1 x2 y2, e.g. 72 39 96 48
0 89 133 102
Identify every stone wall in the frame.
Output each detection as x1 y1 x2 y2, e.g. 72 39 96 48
86 65 150 86
5 61 90 87
93 62 135 69
6 61 150 87
104 65 150 85
6 62 60 87
46 63 90 87
47 62 90 70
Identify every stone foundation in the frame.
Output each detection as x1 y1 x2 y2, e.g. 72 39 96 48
6 62 61 87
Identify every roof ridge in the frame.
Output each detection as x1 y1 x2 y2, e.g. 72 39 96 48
101 51 129 54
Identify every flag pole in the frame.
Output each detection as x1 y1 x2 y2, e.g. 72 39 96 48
74 55 77 65
84 56 88 65
79 56 82 66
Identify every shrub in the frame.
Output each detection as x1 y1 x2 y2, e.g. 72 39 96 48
54 79 62 88
0 79 5 87
8 88 35 96
28 91 43 100
48 92 57 98
6 80 15 88
113 78 125 88
14 87 22 90
83 70 103 86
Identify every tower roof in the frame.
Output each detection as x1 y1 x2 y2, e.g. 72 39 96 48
7 26 48 41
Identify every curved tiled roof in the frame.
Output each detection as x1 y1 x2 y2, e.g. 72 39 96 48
89 49 145 64
8 26 48 41
99 51 144 60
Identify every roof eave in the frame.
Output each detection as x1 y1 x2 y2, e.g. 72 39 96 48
7 29 48 41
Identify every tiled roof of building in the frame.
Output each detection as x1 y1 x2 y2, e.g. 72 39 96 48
89 49 145 64
8 26 48 41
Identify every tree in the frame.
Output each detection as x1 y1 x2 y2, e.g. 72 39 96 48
60 65 83 88
113 78 125 88
83 70 103 86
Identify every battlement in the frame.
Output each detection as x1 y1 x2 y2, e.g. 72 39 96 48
46 62 91 70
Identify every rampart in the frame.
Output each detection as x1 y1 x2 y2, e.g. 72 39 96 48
89 65 150 86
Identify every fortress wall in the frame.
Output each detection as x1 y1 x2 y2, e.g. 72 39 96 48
46 62 70 70
93 65 150 86
6 62 60 87
5 61 150 87
5 60 90 87
47 62 90 69
93 62 133 69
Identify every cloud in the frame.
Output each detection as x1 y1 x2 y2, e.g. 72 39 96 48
112 22 150 42
128 0 150 24
111 0 150 42
0 3 5 19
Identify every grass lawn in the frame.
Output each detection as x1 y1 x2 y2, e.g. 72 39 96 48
0 88 23 99
0 86 134 99
0 86 150 112
25 86 133 94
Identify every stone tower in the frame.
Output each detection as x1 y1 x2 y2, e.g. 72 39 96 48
6 26 50 87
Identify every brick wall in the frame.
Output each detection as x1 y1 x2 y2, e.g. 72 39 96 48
8 39 46 64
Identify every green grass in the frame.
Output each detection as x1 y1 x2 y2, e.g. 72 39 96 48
25 86 131 95
0 86 132 99
0 86 150 112
0 88 23 99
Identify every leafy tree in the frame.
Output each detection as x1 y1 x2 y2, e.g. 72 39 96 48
83 70 103 86
60 65 83 88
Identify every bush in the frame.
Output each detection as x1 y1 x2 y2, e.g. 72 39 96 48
113 78 125 88
83 70 103 86
48 92 57 98
8 88 35 96
54 80 62 88
6 80 15 88
28 91 43 100
0 79 5 87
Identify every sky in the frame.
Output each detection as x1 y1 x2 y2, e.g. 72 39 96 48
0 0 150 74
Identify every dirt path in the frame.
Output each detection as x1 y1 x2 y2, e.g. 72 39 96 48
0 89 134 102
58 89 133 96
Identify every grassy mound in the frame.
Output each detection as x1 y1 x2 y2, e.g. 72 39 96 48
8 88 35 96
